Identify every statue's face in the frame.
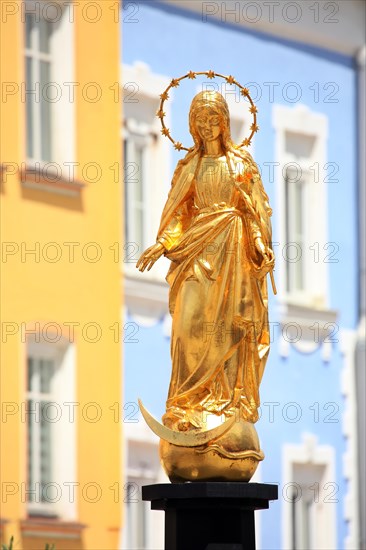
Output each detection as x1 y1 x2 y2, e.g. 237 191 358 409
194 108 222 143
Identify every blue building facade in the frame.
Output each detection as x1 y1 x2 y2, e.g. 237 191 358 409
122 2 363 548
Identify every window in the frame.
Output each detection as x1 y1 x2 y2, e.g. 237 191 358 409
27 356 57 511
25 336 77 519
273 105 328 307
289 465 323 550
23 1 76 186
273 105 338 356
122 62 171 281
284 131 317 297
123 421 166 549
124 129 151 252
25 13 53 162
284 165 307 294
283 434 337 550
125 480 149 549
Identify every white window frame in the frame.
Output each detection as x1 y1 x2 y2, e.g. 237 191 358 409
124 123 153 253
124 477 150 549
27 355 57 514
341 328 360 550
289 483 317 550
26 336 77 520
273 104 329 309
24 1 75 177
282 434 337 550
121 420 167 549
122 62 171 283
25 11 53 162
284 164 310 295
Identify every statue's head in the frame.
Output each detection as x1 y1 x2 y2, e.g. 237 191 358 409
189 91 232 151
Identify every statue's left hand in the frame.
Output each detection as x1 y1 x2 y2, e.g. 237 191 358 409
255 238 274 263
136 242 165 272
252 238 275 278
262 247 275 264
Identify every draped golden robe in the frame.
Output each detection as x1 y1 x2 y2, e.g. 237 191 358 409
157 149 273 430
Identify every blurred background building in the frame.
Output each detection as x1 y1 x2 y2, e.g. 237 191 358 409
122 1 365 549
1 1 122 549
1 1 365 549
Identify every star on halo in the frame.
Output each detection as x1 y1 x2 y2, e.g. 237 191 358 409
157 71 259 152
240 87 250 97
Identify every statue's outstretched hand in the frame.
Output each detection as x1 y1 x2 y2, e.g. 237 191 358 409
136 242 165 272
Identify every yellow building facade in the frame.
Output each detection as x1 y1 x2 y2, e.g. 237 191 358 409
1 1 123 548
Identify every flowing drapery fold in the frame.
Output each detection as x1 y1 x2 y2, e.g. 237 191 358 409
157 150 273 429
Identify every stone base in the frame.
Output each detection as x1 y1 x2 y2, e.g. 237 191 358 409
142 482 278 550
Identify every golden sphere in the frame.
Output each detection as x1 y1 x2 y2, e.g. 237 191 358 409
160 419 264 483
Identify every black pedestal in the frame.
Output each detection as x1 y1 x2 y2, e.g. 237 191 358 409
142 482 278 550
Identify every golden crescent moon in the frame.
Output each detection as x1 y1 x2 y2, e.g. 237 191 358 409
138 399 236 447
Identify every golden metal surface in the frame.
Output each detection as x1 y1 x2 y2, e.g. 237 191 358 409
139 399 236 447
156 70 259 151
137 85 275 482
159 418 264 482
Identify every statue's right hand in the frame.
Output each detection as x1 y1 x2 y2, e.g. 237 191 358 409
136 242 165 272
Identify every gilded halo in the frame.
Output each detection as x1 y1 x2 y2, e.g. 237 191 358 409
156 70 259 152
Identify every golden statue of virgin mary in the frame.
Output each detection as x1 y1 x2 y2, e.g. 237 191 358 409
137 89 275 482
